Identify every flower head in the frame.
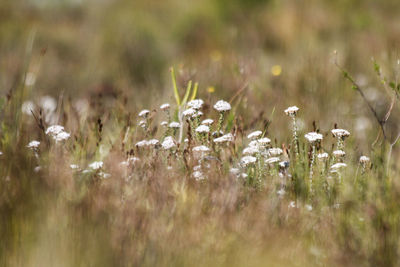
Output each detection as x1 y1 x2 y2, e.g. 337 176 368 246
160 103 170 111
27 140 40 149
162 136 176 150
331 129 350 138
168 122 180 128
240 156 257 166
359 156 370 164
284 106 299 116
182 108 196 117
213 100 231 112
304 132 323 143
187 99 204 110
138 109 150 118
247 130 262 140
201 119 214 125
195 125 210 133
89 161 103 170
214 133 234 143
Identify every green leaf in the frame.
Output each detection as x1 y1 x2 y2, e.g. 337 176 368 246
181 80 192 106
352 85 358 90
389 82 396 90
170 67 181 106
190 82 198 101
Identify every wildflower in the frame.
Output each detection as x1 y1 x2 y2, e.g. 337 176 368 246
243 146 260 155
195 125 210 133
70 164 79 170
193 171 205 181
333 150 346 157
277 188 286 196
39 96 57 113
160 103 170 111
279 161 290 168
304 132 323 143
230 168 240 175
193 165 202 171
46 125 70 142
162 136 176 150
98 171 111 179
89 161 103 170
240 156 257 166
268 148 283 156
192 145 210 153
187 99 204 110
257 137 271 145
138 109 150 118
288 201 296 208
34 166 41 173
27 140 40 149
21 101 35 115
247 130 262 140
139 120 147 128
147 139 160 146
359 155 370 163
201 119 214 125
284 106 299 116
192 111 203 118
331 163 347 170
331 129 350 138
317 152 329 160
168 122 180 128
214 133 234 143
265 157 280 164
135 140 148 147
182 108 196 117
160 121 168 127
213 100 231 112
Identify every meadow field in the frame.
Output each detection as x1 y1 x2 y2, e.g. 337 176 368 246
2 0 400 266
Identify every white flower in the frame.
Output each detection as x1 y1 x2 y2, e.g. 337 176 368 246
160 103 170 110
288 201 296 208
195 125 210 133
193 165 202 171
201 119 214 125
243 146 259 155
21 101 35 115
70 164 79 170
247 130 262 139
317 152 329 160
192 145 210 153
331 163 347 170
27 140 40 149
359 155 370 163
268 148 283 156
331 129 350 138
147 139 159 146
46 125 65 135
284 106 299 116
182 108 196 117
89 161 103 170
136 140 148 147
230 168 240 175
193 170 205 180
0 151 3 155
168 122 180 128
187 99 204 110
46 125 70 142
304 132 323 143
139 120 147 128
39 96 57 113
213 100 231 112
277 188 286 196
162 136 176 150
265 157 280 164
192 111 203 118
214 133 234 143
98 171 111 179
160 121 168 127
138 109 150 118
240 156 257 166
305 205 313 211
257 137 271 145
333 150 346 157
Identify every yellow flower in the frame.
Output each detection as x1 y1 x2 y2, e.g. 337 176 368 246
271 65 282 76
207 86 215 93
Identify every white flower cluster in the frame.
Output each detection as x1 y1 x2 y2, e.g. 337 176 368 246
46 125 71 142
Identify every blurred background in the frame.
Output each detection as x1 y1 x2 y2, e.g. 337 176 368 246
2 0 400 143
